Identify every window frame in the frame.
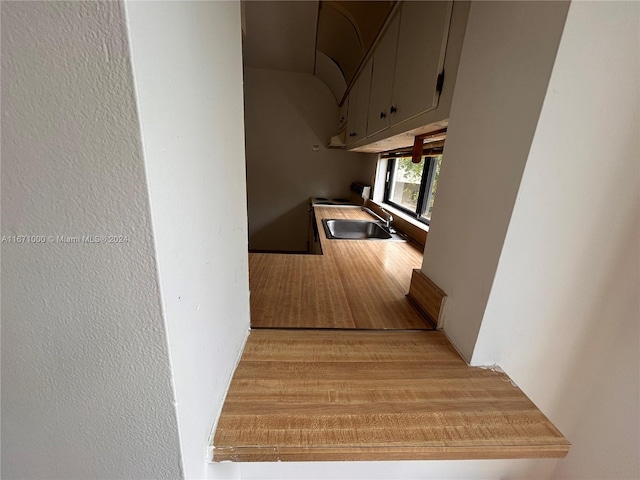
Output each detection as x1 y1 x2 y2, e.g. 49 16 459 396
383 155 441 225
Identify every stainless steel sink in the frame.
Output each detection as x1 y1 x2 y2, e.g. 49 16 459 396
322 219 405 241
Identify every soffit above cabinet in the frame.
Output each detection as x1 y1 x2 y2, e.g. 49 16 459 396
315 1 396 100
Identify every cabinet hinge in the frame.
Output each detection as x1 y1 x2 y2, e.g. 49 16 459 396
436 70 445 96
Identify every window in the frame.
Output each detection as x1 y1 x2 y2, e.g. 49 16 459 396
384 154 442 224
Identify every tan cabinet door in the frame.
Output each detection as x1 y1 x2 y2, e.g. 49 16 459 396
366 13 400 137
345 81 359 147
390 1 452 127
353 58 373 143
346 58 373 146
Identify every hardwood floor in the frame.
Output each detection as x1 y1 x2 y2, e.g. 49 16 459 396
213 330 570 462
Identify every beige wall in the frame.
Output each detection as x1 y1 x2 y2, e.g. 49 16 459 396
472 2 639 478
244 68 377 252
420 1 570 361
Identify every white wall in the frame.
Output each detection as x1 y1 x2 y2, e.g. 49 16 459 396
472 2 640 479
1 2 182 478
244 68 376 251
421 1 570 361
125 2 251 479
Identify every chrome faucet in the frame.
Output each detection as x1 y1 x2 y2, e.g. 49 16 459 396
380 207 393 229
362 206 394 230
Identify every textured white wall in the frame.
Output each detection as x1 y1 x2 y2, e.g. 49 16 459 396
244 68 376 252
1 2 182 478
124 2 251 479
420 1 570 361
472 2 639 478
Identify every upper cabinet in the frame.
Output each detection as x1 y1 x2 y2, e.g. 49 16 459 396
345 80 359 147
346 58 373 147
366 14 400 137
344 0 462 151
391 1 452 126
337 100 348 132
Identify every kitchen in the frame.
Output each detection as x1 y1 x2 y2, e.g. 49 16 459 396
213 0 572 463
243 0 461 257
242 0 462 333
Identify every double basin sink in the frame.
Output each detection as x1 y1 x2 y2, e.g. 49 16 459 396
322 219 406 241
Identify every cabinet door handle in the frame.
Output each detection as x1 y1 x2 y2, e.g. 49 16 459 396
349 132 357 137
380 111 386 119
390 106 397 114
